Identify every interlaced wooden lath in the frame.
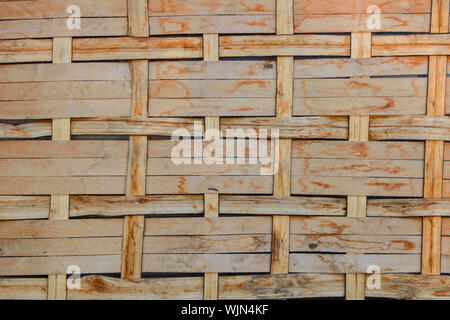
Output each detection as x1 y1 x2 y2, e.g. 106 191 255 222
0 0 449 300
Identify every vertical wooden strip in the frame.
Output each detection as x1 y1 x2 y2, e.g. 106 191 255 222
346 31 371 301
271 0 293 276
121 0 148 280
48 37 72 301
203 34 219 61
422 1 447 275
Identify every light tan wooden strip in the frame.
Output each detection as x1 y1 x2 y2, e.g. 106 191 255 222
292 176 423 197
369 115 450 141
292 141 424 160
143 235 271 254
0 0 127 20
148 98 275 117
128 0 149 37
0 219 123 239
121 216 145 279
445 161 450 179
372 34 450 56
73 37 202 61
67 276 203 300
146 176 273 194
294 14 430 33
367 199 450 217
427 56 447 116
0 279 47 300
351 33 371 59
70 195 203 217
293 0 431 14
444 181 450 198
142 254 270 273
219 35 350 57
271 216 290 274
294 78 427 98
219 274 344 299
149 80 276 98
424 141 444 198
72 118 201 136
149 0 275 15
52 38 72 63
144 217 272 236
0 237 121 257
289 254 421 273
0 18 127 39
221 117 349 139
0 121 50 139
0 39 52 63
294 97 426 116
442 237 450 255
0 256 121 276
0 177 125 195
0 196 50 220
219 195 346 216
292 159 423 178
431 0 450 33
290 217 422 235
443 219 450 235
422 216 442 275
0 81 131 100
149 61 276 80
203 34 219 61
366 274 450 300
149 15 276 35
290 235 421 253
294 57 428 78
126 137 148 193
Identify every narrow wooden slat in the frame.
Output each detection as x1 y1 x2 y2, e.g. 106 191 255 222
0 196 50 220
121 215 145 279
367 199 450 217
0 39 52 63
67 276 203 300
0 279 47 300
219 274 344 299
128 0 149 37
372 34 450 56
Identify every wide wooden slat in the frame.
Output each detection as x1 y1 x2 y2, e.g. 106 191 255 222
0 196 50 220
367 199 450 217
0 39 52 63
372 34 450 56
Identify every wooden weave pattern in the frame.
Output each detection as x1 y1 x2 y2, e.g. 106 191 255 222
0 0 449 300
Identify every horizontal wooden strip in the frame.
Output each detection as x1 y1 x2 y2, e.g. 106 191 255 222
0 18 127 39
293 159 423 178
294 14 429 33
149 0 275 15
292 177 423 197
146 176 273 194
72 118 201 136
149 98 275 117
292 141 424 160
293 97 426 116
0 177 125 195
290 217 421 235
0 237 121 257
365 274 450 300
294 79 427 98
294 0 431 14
0 100 130 119
372 34 450 56
147 158 264 176
149 61 276 80
0 0 127 20
0 255 120 276
220 117 349 139
67 276 203 300
0 141 128 159
367 199 450 217
144 217 272 236
219 274 344 299
0 196 50 220
0 158 127 177
0 219 123 239
289 253 421 273
150 80 276 98
370 115 450 141
149 15 275 34
0 63 131 82
0 81 131 100
73 37 202 61
219 35 350 57
294 57 428 78
70 195 203 217
290 235 421 253
142 253 270 273
0 39 52 63
0 278 47 300
143 235 271 253
219 196 346 216
0 121 51 139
